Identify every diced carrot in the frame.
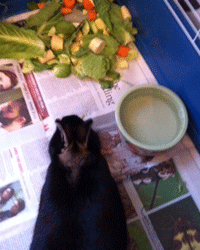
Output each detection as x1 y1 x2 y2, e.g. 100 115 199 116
61 7 73 15
63 0 76 9
88 11 97 21
116 45 129 57
83 0 94 10
38 3 45 9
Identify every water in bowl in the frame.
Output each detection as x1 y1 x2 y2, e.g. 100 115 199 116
122 95 179 146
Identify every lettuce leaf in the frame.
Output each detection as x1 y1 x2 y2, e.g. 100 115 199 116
109 3 123 24
109 3 138 45
99 79 114 89
55 21 76 39
81 33 119 57
26 1 64 47
30 58 54 72
93 0 112 31
0 22 45 59
73 53 110 80
112 24 134 45
26 1 62 30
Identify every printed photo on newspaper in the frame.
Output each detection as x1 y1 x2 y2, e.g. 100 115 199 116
0 60 35 133
122 158 200 250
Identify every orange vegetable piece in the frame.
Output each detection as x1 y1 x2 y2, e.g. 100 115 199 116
38 3 45 9
116 45 129 58
83 0 94 10
61 7 73 15
88 11 97 21
63 0 76 9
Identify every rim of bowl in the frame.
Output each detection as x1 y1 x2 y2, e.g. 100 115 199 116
115 84 188 152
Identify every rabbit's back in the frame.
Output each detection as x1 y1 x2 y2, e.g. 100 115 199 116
30 116 128 250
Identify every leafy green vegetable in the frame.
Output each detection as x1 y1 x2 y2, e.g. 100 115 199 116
72 61 86 79
55 21 76 38
30 58 54 72
63 21 85 56
112 24 134 45
25 1 66 50
108 2 138 45
106 70 120 82
39 35 51 48
26 1 62 30
75 47 90 58
109 3 123 24
26 1 77 50
99 79 114 89
0 0 138 89
53 63 71 78
58 54 70 64
73 53 110 80
108 54 117 71
27 1 39 11
22 59 35 74
81 33 119 57
124 19 138 36
82 53 110 80
47 59 59 65
0 22 45 59
93 0 112 31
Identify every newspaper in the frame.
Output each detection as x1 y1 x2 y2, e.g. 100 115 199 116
0 49 200 250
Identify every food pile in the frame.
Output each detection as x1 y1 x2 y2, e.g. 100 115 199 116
0 0 138 89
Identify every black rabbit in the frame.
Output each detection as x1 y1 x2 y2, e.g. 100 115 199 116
30 115 128 250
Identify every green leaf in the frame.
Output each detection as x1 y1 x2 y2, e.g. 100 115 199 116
55 20 76 39
75 47 90 58
58 54 70 64
27 1 39 11
81 53 110 80
93 0 112 31
26 1 61 29
0 22 45 59
112 24 134 45
31 59 54 72
106 70 120 81
124 19 138 35
72 61 86 79
22 59 35 73
109 3 123 24
38 35 51 48
53 63 71 78
63 21 85 56
99 79 114 89
109 54 117 71
107 3 137 46
81 33 119 56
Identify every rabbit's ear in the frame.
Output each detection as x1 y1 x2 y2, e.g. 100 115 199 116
77 119 93 149
84 119 93 147
56 119 68 148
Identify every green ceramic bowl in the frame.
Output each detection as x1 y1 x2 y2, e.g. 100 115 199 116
115 84 188 155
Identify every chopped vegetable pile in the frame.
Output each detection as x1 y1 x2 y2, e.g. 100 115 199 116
0 0 138 89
